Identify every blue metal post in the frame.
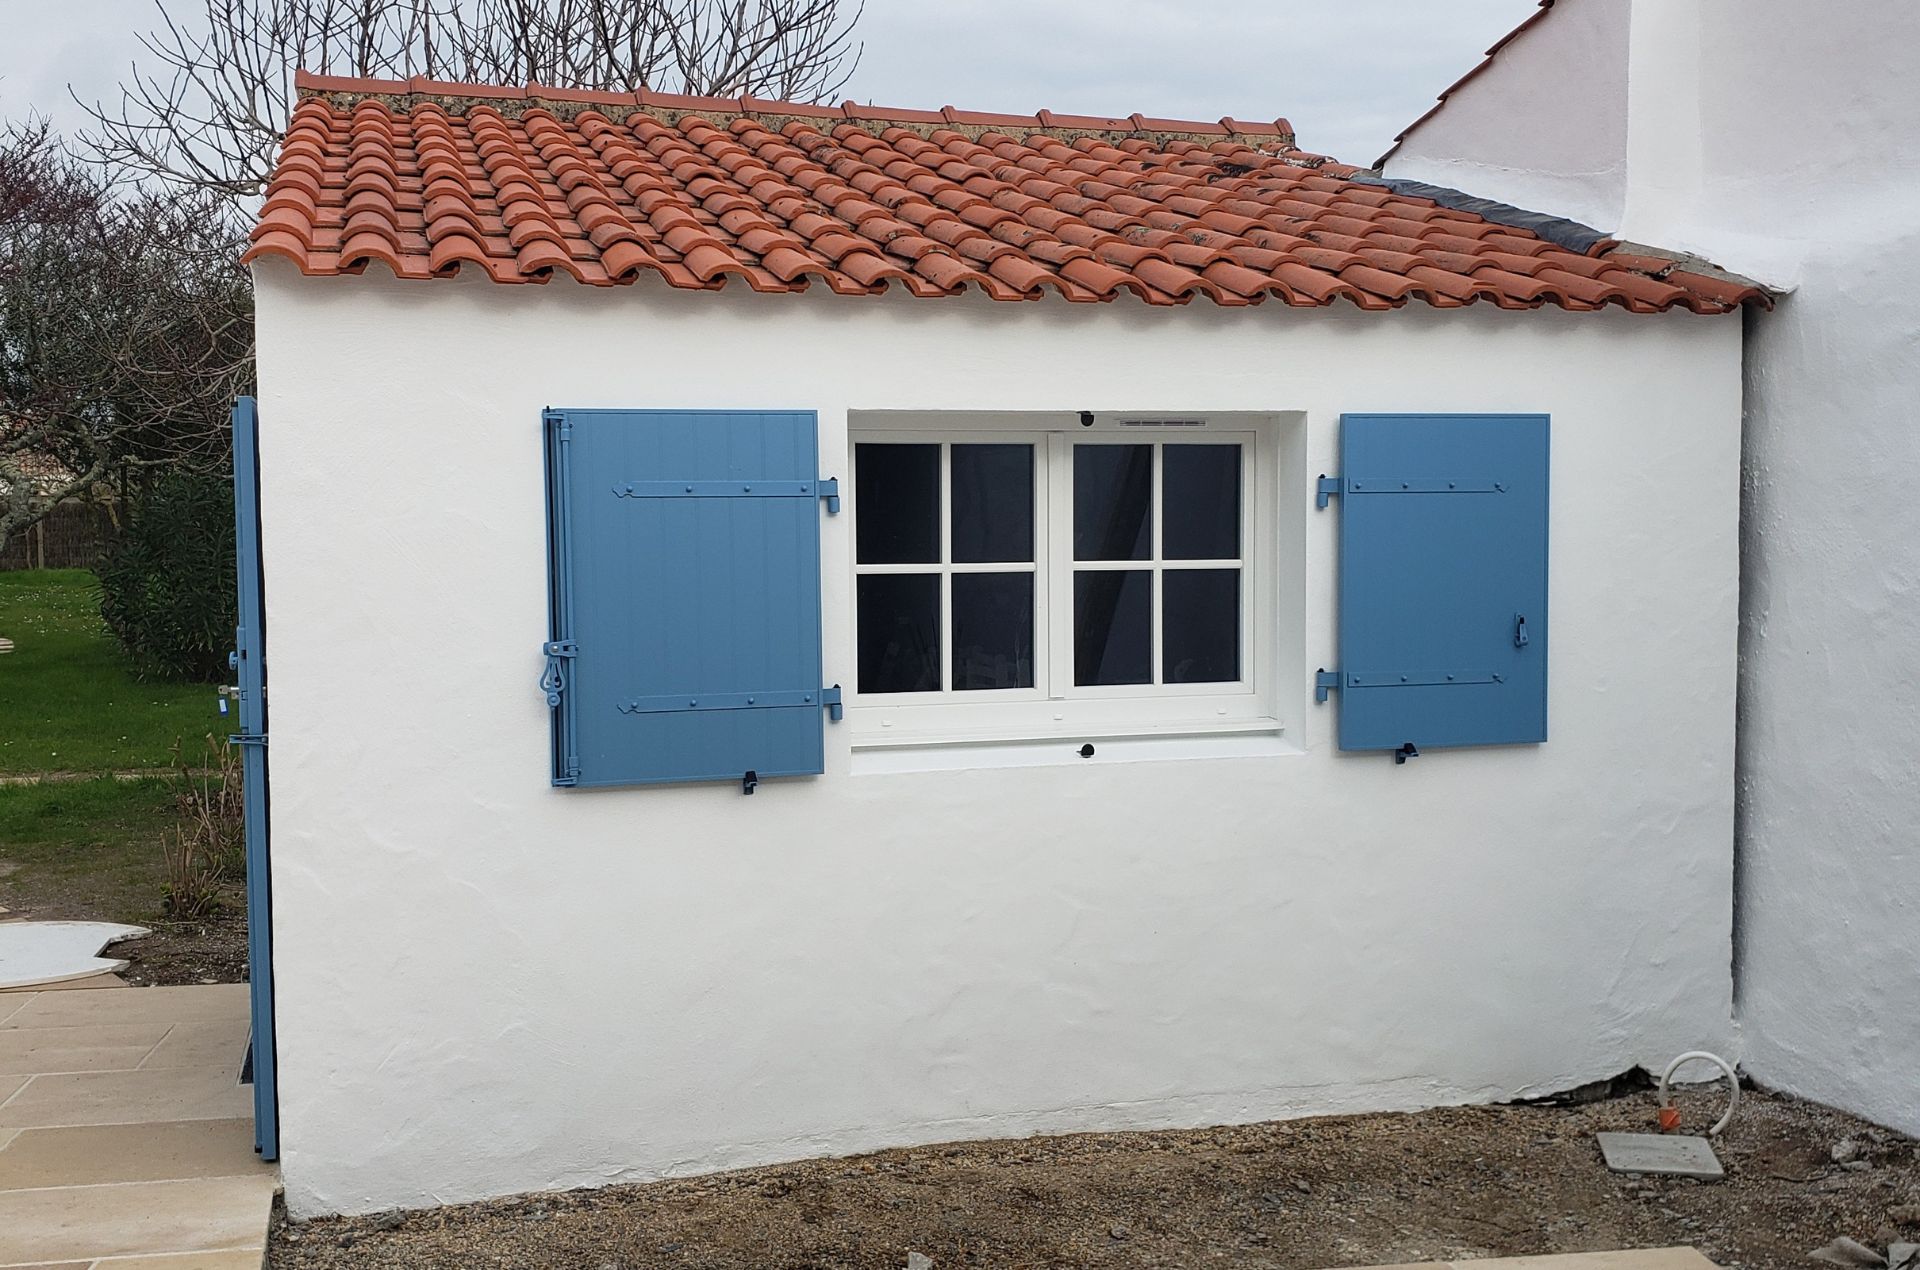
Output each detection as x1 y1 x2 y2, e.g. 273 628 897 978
231 397 279 1160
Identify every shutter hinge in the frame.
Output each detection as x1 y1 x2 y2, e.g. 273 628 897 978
544 409 572 441
822 683 843 722
817 477 841 514
1316 474 1342 509
1320 668 1502 700
540 640 578 708
229 733 268 748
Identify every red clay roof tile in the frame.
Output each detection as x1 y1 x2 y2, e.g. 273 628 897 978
247 75 1764 316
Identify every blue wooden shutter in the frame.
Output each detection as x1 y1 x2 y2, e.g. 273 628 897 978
542 409 835 789
1322 413 1548 753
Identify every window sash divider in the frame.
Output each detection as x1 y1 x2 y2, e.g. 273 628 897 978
939 441 953 692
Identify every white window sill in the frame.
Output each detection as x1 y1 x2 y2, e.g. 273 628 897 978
848 721 1296 775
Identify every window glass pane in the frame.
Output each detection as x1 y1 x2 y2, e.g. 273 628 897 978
952 572 1034 690
1163 445 1241 560
1163 569 1240 683
1073 445 1152 561
855 443 939 564
1074 570 1152 686
858 573 939 693
951 444 1034 563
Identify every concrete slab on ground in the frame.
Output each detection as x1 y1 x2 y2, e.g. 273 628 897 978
1343 1249 1720 1270
0 923 149 990
0 984 276 1268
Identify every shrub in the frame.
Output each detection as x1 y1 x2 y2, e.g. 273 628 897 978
98 472 236 681
160 733 244 918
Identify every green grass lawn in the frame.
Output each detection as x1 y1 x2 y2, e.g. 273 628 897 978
0 776 178 922
0 569 226 774
0 772 250 982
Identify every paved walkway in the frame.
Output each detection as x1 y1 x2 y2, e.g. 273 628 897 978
0 980 277 1268
1350 1252 1718 1270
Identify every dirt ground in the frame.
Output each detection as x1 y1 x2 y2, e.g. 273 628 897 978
0 862 247 987
113 907 248 985
270 1084 1916 1270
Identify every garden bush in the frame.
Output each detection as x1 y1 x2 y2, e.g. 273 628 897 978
160 733 244 918
97 472 236 681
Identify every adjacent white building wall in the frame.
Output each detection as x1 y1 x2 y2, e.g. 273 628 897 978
1381 0 1630 232
1688 0 1920 1138
252 260 1742 1216
1380 0 1920 1137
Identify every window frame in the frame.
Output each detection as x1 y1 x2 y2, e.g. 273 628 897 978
846 414 1278 748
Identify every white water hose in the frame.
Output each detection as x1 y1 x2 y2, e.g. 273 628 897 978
1658 1050 1739 1136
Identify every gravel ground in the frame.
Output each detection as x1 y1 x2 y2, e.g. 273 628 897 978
271 1086 1917 1270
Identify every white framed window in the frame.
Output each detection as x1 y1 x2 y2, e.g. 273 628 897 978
847 412 1281 748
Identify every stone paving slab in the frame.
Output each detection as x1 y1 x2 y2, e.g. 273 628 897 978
92 1252 266 1268
0 1068 253 1130
0 984 274 1269
0 1119 267 1190
0 1172 277 1265
0 974 127 995
0 1025 170 1077
1341 1249 1720 1270
138 1023 250 1075
0 986 247 1030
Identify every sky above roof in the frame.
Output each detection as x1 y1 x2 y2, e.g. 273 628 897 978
1 0 1535 167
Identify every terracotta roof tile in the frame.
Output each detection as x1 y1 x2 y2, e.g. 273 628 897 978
245 73 1764 315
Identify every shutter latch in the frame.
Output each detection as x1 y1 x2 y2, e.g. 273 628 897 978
817 477 841 514
540 640 578 707
821 683 844 722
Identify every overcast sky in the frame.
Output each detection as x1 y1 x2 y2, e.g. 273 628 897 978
0 0 1534 166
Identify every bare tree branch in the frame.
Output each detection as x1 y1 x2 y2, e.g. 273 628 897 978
78 0 862 212
0 122 250 554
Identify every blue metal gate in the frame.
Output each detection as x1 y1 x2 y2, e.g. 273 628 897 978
231 397 278 1160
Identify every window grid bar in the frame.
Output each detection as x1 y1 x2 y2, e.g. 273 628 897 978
1150 441 1164 687
938 441 952 692
856 561 1039 575
1073 558 1240 572
1046 433 1072 702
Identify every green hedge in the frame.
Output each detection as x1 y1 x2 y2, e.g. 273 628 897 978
98 474 236 682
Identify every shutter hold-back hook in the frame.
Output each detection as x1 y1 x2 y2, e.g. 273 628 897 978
741 770 758 795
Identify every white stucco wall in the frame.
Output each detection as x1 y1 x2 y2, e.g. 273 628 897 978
252 260 1743 1216
1381 0 1630 232
1688 0 1920 1138
1376 0 1920 1138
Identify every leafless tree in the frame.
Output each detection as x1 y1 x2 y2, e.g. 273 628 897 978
0 121 251 554
80 0 863 208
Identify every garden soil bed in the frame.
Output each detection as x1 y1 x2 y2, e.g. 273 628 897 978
0 860 247 987
271 1085 1917 1270
113 907 249 985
